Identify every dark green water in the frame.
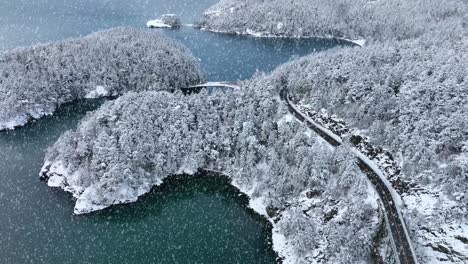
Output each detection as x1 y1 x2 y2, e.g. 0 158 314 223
0 0 347 263
0 102 278 264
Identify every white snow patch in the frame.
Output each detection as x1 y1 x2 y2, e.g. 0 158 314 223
402 190 468 263
85 86 109 99
74 187 108 214
403 192 440 215
1 105 56 131
176 165 197 175
304 129 313 138
146 19 171 28
42 161 83 197
245 28 264 37
0 115 29 130
277 113 294 125
43 162 68 182
272 231 298 264
277 22 284 30
249 197 268 217
345 38 366 47
204 9 223 17
47 175 65 188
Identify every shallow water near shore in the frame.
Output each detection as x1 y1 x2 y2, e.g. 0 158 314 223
0 0 347 263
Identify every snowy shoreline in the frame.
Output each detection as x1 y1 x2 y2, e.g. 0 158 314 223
1 115 34 131
198 26 366 47
0 86 109 132
0 108 56 131
228 174 299 264
40 161 298 262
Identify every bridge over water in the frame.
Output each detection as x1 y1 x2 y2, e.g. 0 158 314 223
186 81 241 90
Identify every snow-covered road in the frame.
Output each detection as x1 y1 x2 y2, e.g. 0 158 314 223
280 88 418 264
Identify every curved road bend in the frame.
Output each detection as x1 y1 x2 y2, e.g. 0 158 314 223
280 89 417 264
183 82 417 263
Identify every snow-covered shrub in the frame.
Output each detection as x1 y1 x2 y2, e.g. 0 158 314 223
0 27 205 130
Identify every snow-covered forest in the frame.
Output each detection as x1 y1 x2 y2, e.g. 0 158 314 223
199 0 468 41
266 38 468 262
272 37 468 199
42 83 378 263
197 0 468 262
0 27 204 130
2 0 466 263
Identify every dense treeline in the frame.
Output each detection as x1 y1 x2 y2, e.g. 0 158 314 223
268 36 468 203
266 38 468 263
0 27 205 130
198 1 468 260
43 84 377 263
199 0 468 42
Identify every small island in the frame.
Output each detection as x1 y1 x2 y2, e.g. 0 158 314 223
147 14 182 29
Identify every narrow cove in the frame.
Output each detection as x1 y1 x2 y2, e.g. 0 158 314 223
0 102 278 263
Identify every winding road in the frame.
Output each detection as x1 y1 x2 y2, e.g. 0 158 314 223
188 82 418 264
280 89 418 264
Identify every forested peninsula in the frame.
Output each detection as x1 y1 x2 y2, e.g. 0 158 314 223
0 27 204 130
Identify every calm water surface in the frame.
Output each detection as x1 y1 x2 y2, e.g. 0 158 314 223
0 0 347 263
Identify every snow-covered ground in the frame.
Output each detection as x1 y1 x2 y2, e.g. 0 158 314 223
0 106 56 131
293 101 468 263
344 38 366 47
41 161 159 215
403 191 468 263
231 175 380 264
0 115 29 131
